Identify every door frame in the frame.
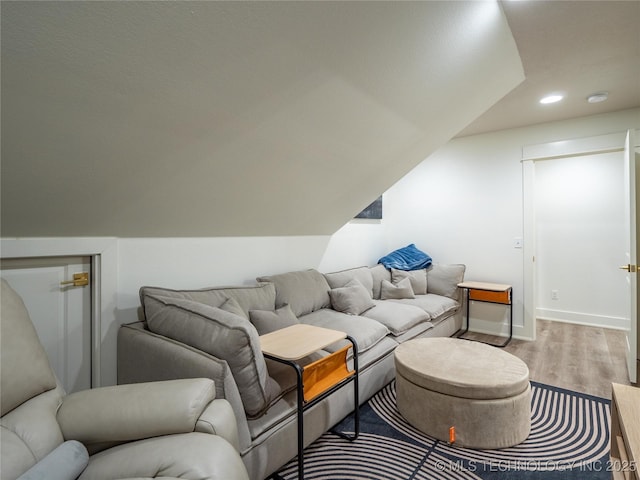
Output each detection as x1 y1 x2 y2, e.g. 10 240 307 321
521 131 637 363
0 237 117 387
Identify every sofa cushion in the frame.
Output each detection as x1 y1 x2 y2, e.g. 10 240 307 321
370 264 391 300
329 280 375 316
143 294 280 418
393 321 435 344
249 304 299 335
427 264 466 300
140 283 276 320
300 309 389 354
256 269 331 317
391 268 427 295
362 300 429 336
390 294 460 322
324 267 374 297
381 278 415 300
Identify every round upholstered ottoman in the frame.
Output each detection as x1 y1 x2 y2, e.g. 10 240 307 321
394 337 531 449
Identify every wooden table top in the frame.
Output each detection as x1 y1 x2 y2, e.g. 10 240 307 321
259 323 347 361
458 281 512 292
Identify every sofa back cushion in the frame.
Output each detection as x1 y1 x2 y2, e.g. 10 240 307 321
143 294 280 418
370 264 391 300
391 268 427 295
323 267 374 297
256 269 331 317
140 283 276 320
427 264 466 300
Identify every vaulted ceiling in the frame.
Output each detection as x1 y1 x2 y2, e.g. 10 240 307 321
1 1 523 237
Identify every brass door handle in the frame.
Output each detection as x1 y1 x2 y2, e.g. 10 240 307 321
619 264 637 273
60 272 89 287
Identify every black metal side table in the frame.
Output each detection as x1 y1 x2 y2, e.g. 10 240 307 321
456 281 513 347
260 324 359 479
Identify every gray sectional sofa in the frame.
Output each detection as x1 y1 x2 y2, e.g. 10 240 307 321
117 263 465 480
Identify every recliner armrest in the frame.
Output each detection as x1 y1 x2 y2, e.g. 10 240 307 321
57 378 215 448
196 398 241 451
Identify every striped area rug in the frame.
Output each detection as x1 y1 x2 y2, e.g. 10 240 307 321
276 381 612 479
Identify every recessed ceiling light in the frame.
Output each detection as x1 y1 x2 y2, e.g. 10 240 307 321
587 92 608 104
540 94 564 105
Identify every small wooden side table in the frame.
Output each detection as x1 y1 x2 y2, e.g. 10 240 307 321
260 324 359 480
455 281 513 347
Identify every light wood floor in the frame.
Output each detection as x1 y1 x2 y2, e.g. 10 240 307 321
462 319 632 399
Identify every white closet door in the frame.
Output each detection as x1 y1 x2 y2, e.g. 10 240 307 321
1 256 92 393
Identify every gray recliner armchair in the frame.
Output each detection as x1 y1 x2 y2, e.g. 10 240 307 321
0 278 250 480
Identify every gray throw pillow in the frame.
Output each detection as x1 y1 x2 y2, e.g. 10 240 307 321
249 304 299 335
381 278 415 300
329 279 376 315
391 268 427 295
144 294 280 418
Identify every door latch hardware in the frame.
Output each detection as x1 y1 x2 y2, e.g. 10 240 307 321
60 272 89 287
619 264 638 273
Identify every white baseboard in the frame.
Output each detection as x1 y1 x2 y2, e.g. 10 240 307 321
536 308 629 330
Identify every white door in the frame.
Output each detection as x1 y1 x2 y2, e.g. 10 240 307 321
622 129 638 384
0 256 92 393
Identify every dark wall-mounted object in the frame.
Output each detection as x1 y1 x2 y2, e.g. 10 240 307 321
355 196 382 219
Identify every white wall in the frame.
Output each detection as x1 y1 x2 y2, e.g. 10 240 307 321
383 108 640 339
535 152 628 328
384 127 526 337
116 227 388 324
318 219 388 273
117 236 331 322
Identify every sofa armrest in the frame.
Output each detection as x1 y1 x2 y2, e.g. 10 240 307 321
117 322 252 452
196 398 241 451
57 378 215 448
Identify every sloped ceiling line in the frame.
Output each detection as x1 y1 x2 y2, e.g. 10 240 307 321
1 1 523 237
